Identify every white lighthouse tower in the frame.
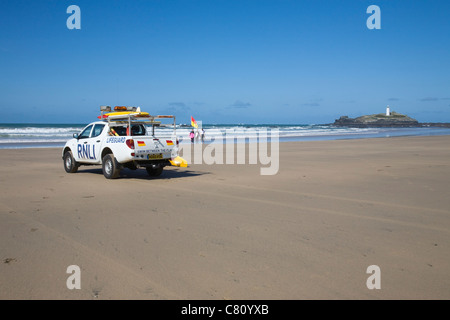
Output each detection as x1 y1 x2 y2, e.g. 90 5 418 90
386 105 391 116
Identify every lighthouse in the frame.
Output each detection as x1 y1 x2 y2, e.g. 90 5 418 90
386 105 391 116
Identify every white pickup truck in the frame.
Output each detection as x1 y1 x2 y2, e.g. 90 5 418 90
62 106 187 179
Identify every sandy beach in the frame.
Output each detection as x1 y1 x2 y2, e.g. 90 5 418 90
1 135 450 300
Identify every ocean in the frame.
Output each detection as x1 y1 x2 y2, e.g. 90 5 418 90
1 123 450 149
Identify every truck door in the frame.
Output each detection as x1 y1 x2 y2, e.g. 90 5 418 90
75 124 104 163
89 124 105 162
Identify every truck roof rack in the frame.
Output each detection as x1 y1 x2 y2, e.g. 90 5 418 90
100 108 177 134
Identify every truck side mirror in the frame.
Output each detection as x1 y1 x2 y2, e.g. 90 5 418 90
73 133 79 139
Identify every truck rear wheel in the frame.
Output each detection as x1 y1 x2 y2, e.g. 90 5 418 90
63 151 79 173
146 166 163 177
102 154 120 179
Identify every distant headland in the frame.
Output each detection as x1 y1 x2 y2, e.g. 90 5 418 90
333 106 450 128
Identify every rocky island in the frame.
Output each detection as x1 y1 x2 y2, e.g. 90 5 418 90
333 106 450 128
334 111 419 128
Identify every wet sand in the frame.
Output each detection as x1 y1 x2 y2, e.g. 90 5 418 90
1 136 450 299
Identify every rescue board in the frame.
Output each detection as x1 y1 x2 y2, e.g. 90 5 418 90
169 156 188 168
98 111 150 119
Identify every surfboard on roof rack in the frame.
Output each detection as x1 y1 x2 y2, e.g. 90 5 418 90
98 106 151 119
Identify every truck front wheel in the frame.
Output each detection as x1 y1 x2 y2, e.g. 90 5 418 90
63 151 79 173
102 154 120 179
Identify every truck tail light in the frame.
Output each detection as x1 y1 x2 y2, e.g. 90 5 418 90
126 139 135 149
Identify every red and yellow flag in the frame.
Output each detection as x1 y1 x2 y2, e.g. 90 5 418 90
191 116 198 128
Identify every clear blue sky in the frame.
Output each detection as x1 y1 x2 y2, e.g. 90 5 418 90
1 0 449 124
